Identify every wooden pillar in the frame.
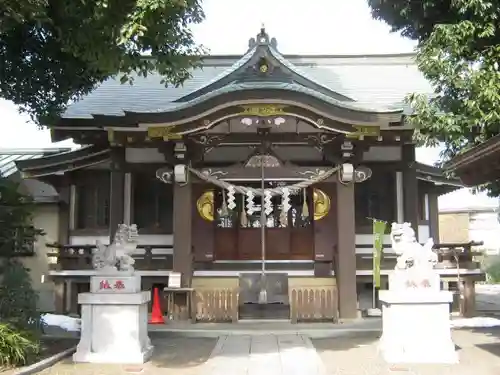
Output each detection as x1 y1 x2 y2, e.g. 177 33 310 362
402 144 419 231
173 179 193 287
335 179 358 319
56 176 71 244
54 177 70 314
461 279 476 317
313 183 336 277
109 148 125 241
428 191 440 243
123 172 132 225
53 280 66 314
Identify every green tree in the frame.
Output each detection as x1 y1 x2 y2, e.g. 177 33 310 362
0 0 205 125
368 0 500 195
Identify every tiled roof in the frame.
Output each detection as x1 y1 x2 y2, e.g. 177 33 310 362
62 47 433 119
0 148 72 177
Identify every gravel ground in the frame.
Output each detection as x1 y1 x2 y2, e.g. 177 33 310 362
37 335 217 375
17 328 500 375
313 329 500 375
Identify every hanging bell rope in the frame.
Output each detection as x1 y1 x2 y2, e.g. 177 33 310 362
188 166 340 196
301 188 309 219
240 194 248 227
219 189 228 217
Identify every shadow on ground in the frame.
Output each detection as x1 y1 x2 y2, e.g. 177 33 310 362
456 327 500 360
148 333 216 369
312 330 380 352
42 334 216 375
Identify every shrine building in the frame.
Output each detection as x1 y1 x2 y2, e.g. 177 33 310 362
15 28 483 321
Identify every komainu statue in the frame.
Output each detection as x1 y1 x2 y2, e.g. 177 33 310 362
389 222 439 290
92 224 139 274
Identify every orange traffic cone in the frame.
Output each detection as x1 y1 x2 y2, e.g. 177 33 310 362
149 287 165 324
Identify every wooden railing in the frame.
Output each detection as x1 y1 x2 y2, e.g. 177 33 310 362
356 241 484 272
290 287 338 323
433 241 484 269
193 288 238 322
46 243 173 271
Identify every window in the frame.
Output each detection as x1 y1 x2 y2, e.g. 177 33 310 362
75 172 110 229
355 170 395 231
418 187 429 223
133 172 173 232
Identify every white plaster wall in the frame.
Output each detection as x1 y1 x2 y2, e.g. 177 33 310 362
125 148 164 163
21 204 59 312
355 234 393 254
354 225 429 255
362 146 401 161
418 224 430 243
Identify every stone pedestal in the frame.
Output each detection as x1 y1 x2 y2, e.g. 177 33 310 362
379 290 458 364
73 275 154 364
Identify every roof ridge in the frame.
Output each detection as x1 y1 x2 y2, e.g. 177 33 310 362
156 52 418 60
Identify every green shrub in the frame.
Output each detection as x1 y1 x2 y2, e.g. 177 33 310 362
0 323 39 367
486 260 500 283
0 259 43 334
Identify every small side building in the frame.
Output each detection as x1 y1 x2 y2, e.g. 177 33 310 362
0 148 71 312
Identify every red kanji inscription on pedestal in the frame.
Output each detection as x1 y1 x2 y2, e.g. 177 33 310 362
99 280 111 290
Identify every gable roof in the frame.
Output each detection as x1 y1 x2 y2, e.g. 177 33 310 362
445 134 500 186
0 148 71 177
61 28 432 121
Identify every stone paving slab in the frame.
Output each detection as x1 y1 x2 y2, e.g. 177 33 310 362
202 334 325 375
313 329 500 375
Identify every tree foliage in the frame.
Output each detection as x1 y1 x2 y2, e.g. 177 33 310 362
0 0 205 125
368 0 500 195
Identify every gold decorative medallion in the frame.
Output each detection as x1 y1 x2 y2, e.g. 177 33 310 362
240 104 286 117
196 188 331 222
313 188 331 221
196 190 215 222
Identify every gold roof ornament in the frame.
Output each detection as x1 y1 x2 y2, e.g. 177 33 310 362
240 104 286 117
